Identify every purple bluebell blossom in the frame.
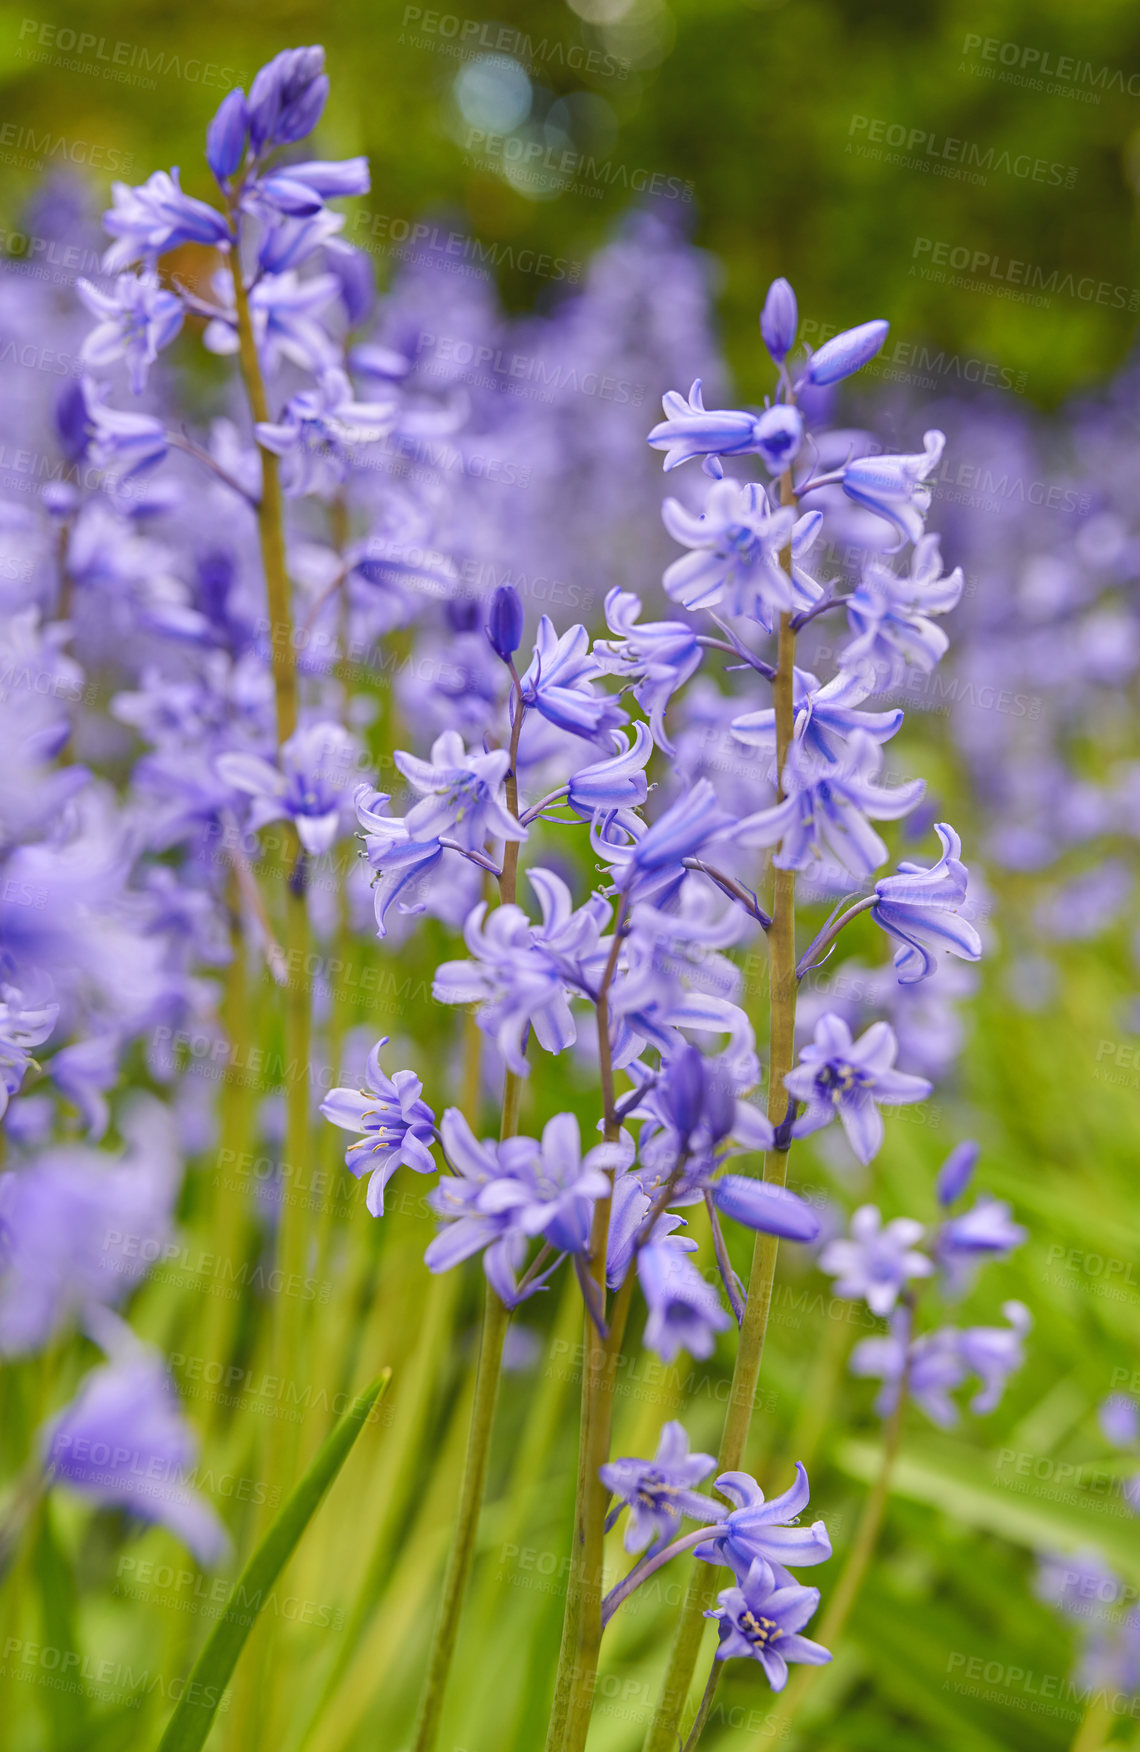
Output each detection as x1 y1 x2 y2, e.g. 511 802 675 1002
838 431 945 552
957 1301 1031 1414
77 272 184 396
871 822 982 983
604 779 736 904
0 1099 179 1356
205 87 248 184
592 590 701 755
101 169 231 273
649 382 804 478
84 388 168 477
566 723 653 818
433 892 579 1076
508 1113 627 1254
705 1556 831 1685
732 666 903 768
711 1177 820 1241
320 1037 437 1216
43 1321 228 1565
393 730 526 852
423 1108 534 1304
204 269 342 374
1100 1395 1140 1448
760 277 798 363
841 535 964 684
0 986 58 1120
600 1420 720 1554
660 480 804 624
216 720 360 855
935 1140 980 1207
738 730 926 880
818 1204 934 1316
805 319 889 386
252 157 370 215
785 1015 932 1164
934 1196 1025 1296
255 368 396 496
695 1463 832 1578
638 1241 731 1362
517 615 623 741
246 45 329 154
486 584 524 661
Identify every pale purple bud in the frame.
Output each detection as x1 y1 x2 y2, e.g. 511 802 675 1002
808 319 889 386
760 277 797 362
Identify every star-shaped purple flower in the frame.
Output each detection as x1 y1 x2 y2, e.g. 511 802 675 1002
785 1015 932 1164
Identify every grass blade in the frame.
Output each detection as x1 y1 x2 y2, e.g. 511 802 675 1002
154 1370 390 1752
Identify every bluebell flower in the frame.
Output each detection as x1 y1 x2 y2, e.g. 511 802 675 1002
605 779 737 905
732 665 903 768
705 1556 831 1686
423 1108 535 1304
43 1318 229 1566
247 45 329 154
934 1196 1025 1296
101 169 231 273
508 1113 628 1254
206 87 248 185
84 388 169 477
0 1097 179 1356
204 268 342 374
738 730 926 880
760 277 798 363
649 381 802 476
0 986 58 1120
600 1421 720 1554
661 480 823 626
841 536 964 684
805 318 889 386
957 1302 1031 1414
216 719 360 854
785 1015 932 1164
818 1204 934 1316
935 1139 979 1207
394 729 526 851
638 1240 731 1361
871 822 983 984
695 1463 832 1578
77 271 183 396
567 723 653 817
254 157 370 211
54 378 91 464
1100 1394 1140 1448
433 893 578 1076
320 1037 437 1216
517 615 623 741
486 583 524 661
711 1177 820 1241
839 431 945 552
255 368 396 495
605 1170 688 1290
592 590 701 755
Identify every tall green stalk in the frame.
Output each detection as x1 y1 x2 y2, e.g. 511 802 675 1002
642 488 800 1751
407 692 527 1751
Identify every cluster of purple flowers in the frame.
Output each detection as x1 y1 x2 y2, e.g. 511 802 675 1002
0 36 1054 1749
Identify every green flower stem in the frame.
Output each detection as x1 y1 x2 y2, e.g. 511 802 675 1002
761 1371 911 1742
643 566 800 1752
410 1279 509 1752
227 243 295 746
542 893 632 1752
681 1659 723 1752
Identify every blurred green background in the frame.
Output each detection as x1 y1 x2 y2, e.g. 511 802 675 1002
1 0 1140 401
